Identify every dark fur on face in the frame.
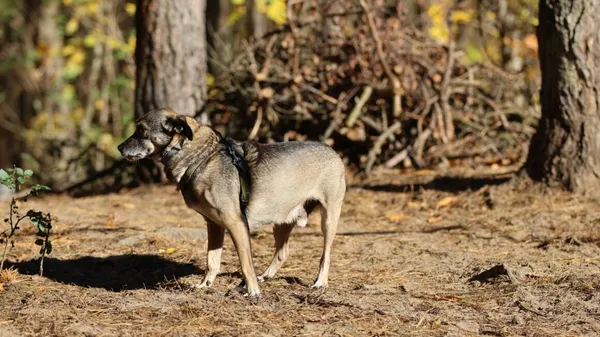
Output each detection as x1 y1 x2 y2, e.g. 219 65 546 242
117 108 194 161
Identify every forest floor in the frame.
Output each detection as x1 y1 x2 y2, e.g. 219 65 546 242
0 169 599 336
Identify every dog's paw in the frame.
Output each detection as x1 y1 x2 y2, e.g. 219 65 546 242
311 281 328 289
188 278 214 290
258 273 274 283
225 286 261 298
246 289 261 297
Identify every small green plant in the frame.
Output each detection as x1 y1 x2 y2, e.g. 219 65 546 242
0 167 52 276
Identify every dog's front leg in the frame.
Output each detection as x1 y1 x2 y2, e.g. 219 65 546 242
197 221 225 289
227 220 261 296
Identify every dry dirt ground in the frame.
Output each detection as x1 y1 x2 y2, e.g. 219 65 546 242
0 170 599 336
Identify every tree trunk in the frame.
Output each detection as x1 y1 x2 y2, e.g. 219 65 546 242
526 0 600 193
134 0 208 181
246 0 268 40
135 0 207 121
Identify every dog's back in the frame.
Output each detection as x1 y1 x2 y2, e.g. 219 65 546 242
243 141 345 228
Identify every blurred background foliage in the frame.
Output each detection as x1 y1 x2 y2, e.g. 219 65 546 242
0 0 540 192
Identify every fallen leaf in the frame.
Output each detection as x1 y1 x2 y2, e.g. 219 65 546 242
407 201 421 209
413 169 437 176
17 254 29 262
122 203 136 209
428 216 443 224
159 247 177 254
386 213 406 222
0 283 4 291
105 215 116 228
523 33 538 51
437 196 458 208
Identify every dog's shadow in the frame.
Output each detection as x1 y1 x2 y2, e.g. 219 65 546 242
11 255 202 291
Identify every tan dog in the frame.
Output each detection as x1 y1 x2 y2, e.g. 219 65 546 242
117 108 346 296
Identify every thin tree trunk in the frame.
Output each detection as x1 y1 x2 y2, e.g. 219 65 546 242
246 0 268 40
135 0 207 119
526 0 600 193
38 0 68 120
135 0 208 181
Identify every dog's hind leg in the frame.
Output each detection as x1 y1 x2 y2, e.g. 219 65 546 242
313 181 345 288
258 223 295 282
196 220 225 288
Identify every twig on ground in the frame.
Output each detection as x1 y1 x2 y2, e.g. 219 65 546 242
346 86 373 127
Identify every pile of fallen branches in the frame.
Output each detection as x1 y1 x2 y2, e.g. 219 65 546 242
205 0 539 174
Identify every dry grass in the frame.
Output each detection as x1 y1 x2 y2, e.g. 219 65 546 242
0 268 21 284
0 170 599 336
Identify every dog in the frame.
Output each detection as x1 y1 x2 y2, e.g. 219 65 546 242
117 108 346 296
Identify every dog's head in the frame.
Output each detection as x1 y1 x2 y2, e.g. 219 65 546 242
117 108 194 161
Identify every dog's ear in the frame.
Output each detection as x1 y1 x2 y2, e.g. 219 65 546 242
163 116 194 140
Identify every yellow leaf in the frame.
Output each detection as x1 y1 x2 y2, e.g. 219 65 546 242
428 216 443 224
65 18 79 35
206 73 214 86
85 2 99 15
451 9 474 24
83 34 97 47
70 50 86 65
437 196 458 208
463 43 485 64
427 4 444 21
231 0 245 5
226 6 246 25
386 213 406 222
429 24 449 43
62 45 76 56
61 85 76 101
264 0 287 25
106 37 120 49
95 99 105 110
0 283 3 291
125 3 136 16
159 247 177 254
63 0 72 5
99 133 114 152
127 35 136 52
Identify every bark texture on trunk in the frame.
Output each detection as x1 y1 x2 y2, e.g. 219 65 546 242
134 0 207 182
526 0 600 193
246 0 268 40
135 0 207 120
